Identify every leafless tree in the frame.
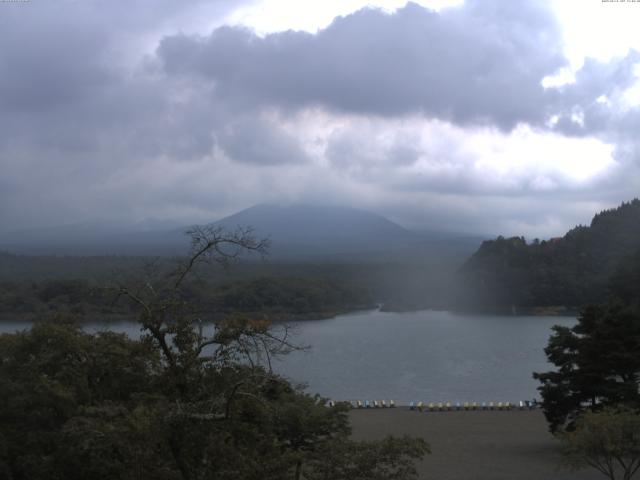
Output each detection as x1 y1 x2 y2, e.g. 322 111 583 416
113 225 301 406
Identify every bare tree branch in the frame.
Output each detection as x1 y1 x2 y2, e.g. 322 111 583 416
172 225 269 289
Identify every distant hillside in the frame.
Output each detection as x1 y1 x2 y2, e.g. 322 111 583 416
0 275 375 322
0 204 483 261
457 199 640 311
0 220 188 256
212 204 422 259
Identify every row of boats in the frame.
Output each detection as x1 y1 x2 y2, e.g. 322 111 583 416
326 399 539 410
409 400 539 411
327 400 396 408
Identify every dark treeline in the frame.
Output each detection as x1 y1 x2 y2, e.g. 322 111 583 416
457 199 640 312
0 276 374 322
0 252 152 281
4 199 640 316
0 250 466 318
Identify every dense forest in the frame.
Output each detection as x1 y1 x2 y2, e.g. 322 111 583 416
0 276 374 323
0 250 462 318
457 199 640 312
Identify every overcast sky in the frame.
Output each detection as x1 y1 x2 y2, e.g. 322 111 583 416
1 0 640 237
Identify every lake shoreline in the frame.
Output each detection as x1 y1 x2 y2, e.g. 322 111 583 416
1 310 578 410
0 306 377 325
0 303 579 326
381 304 580 317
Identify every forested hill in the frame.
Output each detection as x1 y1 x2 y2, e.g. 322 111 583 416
0 276 374 322
456 199 640 312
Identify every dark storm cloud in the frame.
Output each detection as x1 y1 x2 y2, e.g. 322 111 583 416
0 0 254 230
1 0 639 237
216 116 310 165
152 0 640 234
158 0 567 130
325 126 422 169
0 10 110 112
0 0 248 152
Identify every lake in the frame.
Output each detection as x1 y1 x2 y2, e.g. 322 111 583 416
0 309 575 405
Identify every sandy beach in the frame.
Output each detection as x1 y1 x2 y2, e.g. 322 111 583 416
349 408 603 480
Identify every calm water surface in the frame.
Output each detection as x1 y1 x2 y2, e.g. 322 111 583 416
273 309 575 404
1 309 575 404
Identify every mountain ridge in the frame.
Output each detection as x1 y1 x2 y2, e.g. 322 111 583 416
0 203 483 259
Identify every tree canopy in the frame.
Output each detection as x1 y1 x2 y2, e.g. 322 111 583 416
534 249 640 433
459 199 640 311
534 301 640 432
0 225 428 479
559 408 640 480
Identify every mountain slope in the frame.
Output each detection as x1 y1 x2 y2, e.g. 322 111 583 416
0 203 483 261
212 204 422 258
457 199 640 311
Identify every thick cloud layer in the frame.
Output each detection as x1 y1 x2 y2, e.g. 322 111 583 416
158 0 566 130
0 0 639 238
